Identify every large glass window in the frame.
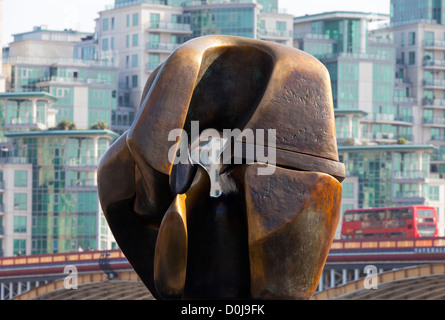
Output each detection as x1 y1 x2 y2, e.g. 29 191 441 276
408 31 415 45
14 170 28 187
13 239 26 255
14 193 27 210
132 13 139 26
14 216 27 233
343 182 354 198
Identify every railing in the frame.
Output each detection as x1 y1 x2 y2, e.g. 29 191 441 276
330 237 445 251
424 39 445 48
67 157 99 167
0 157 29 164
258 29 292 38
423 117 445 125
430 135 445 141
423 59 445 67
423 79 445 88
69 179 97 188
145 21 191 32
422 98 445 107
105 0 165 10
393 170 429 179
36 76 111 86
395 191 426 199
293 33 331 40
4 56 113 68
146 42 181 51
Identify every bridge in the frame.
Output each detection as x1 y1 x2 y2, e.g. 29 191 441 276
1 237 445 300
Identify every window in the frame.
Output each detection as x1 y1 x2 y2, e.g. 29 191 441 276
126 55 130 68
276 21 286 31
102 38 109 51
342 182 354 198
13 239 26 255
14 216 26 233
429 186 439 200
14 170 27 187
14 193 27 210
408 31 415 45
111 17 115 30
133 13 139 26
126 14 130 27
132 34 139 47
103 18 109 31
401 32 405 47
132 54 138 67
132 75 138 88
409 51 415 65
150 13 160 28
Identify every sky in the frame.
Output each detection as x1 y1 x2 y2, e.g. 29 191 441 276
2 0 391 46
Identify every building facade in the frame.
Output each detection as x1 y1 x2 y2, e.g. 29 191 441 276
294 11 445 237
95 0 293 134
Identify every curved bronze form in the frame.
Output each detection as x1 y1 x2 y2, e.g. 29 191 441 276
97 35 345 300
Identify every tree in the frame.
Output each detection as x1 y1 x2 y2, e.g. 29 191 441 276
52 120 76 130
90 121 109 130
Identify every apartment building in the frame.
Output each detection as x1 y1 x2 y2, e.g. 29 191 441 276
2 26 118 130
95 0 293 134
294 11 445 237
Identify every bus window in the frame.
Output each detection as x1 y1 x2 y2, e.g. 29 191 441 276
401 209 413 219
376 211 385 220
344 212 353 222
364 213 375 221
391 209 401 219
418 209 434 217
353 213 363 221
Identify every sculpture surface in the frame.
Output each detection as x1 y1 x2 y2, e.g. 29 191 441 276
97 35 345 300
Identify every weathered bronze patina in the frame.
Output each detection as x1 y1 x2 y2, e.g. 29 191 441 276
97 35 345 300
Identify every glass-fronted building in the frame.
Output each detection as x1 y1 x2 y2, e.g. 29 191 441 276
5 130 119 254
390 0 445 26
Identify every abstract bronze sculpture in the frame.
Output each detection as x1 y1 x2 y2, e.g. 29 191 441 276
97 35 345 300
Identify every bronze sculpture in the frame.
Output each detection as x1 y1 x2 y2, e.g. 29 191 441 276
97 35 345 300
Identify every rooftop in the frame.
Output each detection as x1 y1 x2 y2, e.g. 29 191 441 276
293 11 390 23
0 91 57 102
5 129 120 140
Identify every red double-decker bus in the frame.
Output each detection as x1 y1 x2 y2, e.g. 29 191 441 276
341 205 438 239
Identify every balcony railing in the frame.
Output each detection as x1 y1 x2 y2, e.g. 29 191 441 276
258 29 292 38
146 42 181 52
423 60 445 68
423 79 445 88
67 157 99 167
69 179 97 188
424 39 445 48
395 191 426 199
430 135 445 141
393 171 428 179
422 98 445 107
0 157 29 164
145 21 191 32
423 117 445 125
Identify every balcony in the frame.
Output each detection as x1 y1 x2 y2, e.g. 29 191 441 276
372 113 413 124
422 98 445 109
67 157 99 170
146 42 181 53
423 79 445 89
423 39 445 50
394 190 426 202
430 135 445 141
259 29 292 40
67 179 97 190
423 59 445 70
145 22 192 34
393 170 428 181
423 117 445 127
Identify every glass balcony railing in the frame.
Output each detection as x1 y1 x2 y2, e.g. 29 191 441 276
395 191 426 199
67 157 99 167
258 29 292 38
145 21 191 32
393 171 428 179
423 79 445 88
146 42 181 51
423 117 445 125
